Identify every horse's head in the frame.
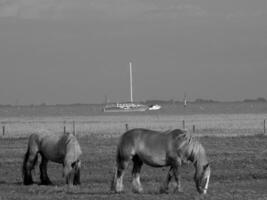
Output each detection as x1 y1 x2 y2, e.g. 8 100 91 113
194 163 211 194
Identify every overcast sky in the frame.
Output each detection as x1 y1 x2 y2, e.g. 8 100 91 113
0 0 266 104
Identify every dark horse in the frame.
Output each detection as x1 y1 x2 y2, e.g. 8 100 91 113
111 128 210 194
22 132 82 186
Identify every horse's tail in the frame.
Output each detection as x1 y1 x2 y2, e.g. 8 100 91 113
22 147 30 183
110 144 120 191
22 134 39 185
111 131 133 192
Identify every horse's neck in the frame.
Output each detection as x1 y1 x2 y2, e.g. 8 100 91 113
188 140 208 167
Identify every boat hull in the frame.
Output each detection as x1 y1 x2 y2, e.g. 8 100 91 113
103 103 148 112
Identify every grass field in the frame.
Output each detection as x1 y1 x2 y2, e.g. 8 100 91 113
0 103 267 199
1 134 267 200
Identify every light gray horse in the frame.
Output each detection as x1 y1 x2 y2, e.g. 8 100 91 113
111 128 210 194
22 132 82 186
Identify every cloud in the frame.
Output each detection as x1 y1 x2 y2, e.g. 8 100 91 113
225 10 266 20
0 0 69 19
0 0 20 18
0 0 209 20
142 3 208 19
0 0 265 23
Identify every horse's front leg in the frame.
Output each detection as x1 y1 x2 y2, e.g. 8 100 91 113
173 160 183 193
63 162 74 186
132 156 143 193
39 156 53 185
159 167 173 193
73 160 81 185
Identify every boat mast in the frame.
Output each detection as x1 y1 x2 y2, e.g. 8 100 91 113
129 62 133 103
183 92 187 107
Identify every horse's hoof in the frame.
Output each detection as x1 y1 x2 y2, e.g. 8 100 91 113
23 182 34 186
23 178 34 185
159 187 169 194
132 187 143 194
113 189 123 193
114 190 124 194
114 186 124 193
40 181 53 186
174 187 183 193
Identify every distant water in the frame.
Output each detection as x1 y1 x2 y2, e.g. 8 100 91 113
0 102 267 118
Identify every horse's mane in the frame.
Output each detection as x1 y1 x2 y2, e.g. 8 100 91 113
187 137 207 166
170 129 207 165
60 132 82 160
170 129 192 144
61 132 73 145
53 132 77 154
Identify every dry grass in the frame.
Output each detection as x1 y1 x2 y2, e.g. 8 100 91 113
0 113 266 138
1 135 267 200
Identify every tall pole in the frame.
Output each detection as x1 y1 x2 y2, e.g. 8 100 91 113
130 62 133 103
264 119 266 134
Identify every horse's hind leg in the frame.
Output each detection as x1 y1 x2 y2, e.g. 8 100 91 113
23 148 38 185
132 155 143 193
39 155 52 185
23 154 36 185
23 134 40 185
112 156 130 193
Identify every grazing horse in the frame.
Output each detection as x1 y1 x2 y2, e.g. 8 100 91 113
111 128 210 194
22 132 82 186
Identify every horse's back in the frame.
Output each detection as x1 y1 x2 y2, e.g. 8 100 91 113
39 134 65 163
117 129 173 166
119 128 164 150
37 132 82 164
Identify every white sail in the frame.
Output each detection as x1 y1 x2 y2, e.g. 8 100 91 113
103 61 148 112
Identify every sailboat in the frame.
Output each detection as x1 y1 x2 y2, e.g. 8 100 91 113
103 62 148 112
